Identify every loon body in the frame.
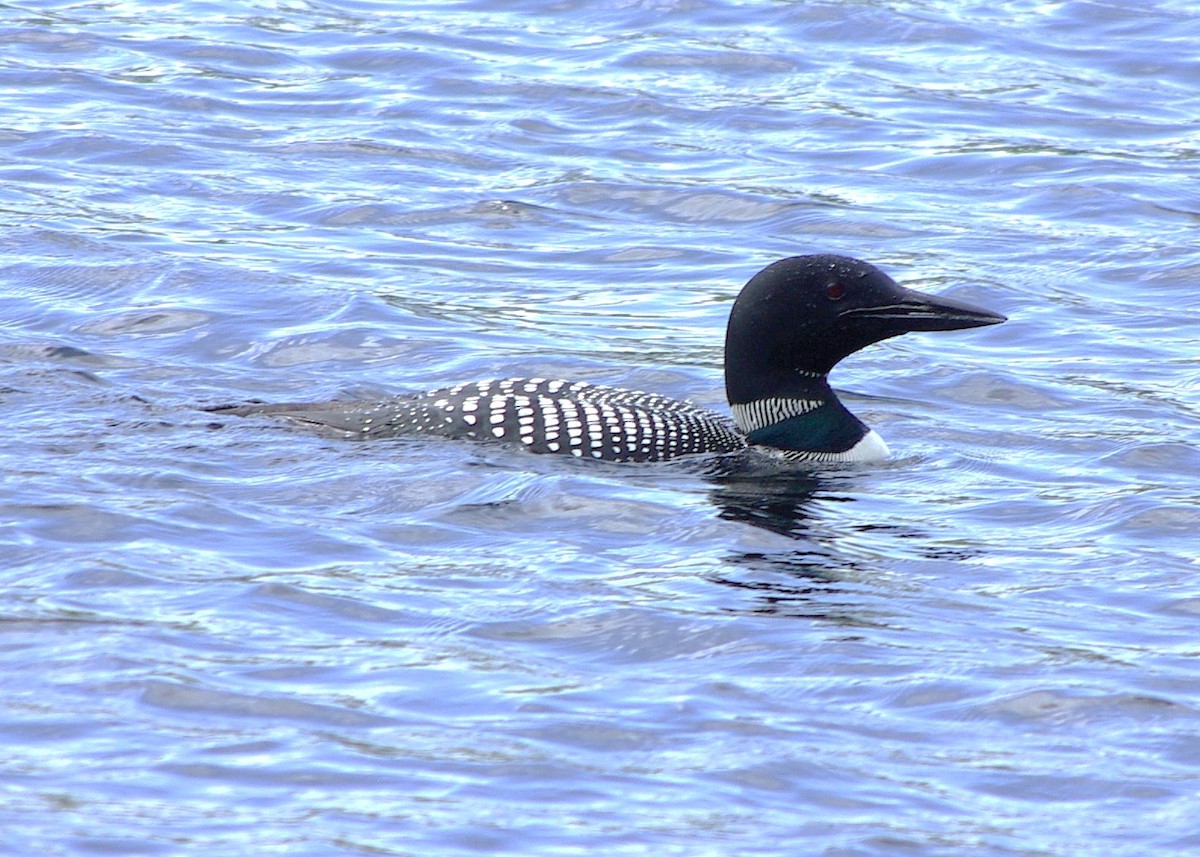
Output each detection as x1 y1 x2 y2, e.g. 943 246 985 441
211 255 1005 463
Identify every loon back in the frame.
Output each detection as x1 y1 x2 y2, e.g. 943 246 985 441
209 254 1006 463
219 377 746 462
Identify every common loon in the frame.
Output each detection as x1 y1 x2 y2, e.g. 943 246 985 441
210 255 1005 463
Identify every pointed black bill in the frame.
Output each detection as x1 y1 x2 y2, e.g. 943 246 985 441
838 288 1007 332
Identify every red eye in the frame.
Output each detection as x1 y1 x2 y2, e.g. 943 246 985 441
826 282 846 300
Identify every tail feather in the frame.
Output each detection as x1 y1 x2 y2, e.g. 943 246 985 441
204 400 394 435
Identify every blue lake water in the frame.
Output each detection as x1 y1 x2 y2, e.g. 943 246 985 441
3 1 1200 854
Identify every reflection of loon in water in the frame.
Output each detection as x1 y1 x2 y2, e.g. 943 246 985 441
706 468 871 620
708 466 828 537
209 254 1005 463
703 468 988 619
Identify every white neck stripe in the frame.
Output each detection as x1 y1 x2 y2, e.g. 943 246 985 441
730 397 825 434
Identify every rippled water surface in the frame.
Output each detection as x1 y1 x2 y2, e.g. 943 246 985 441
4 1 1200 854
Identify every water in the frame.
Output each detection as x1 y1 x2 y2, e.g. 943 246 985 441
4 0 1200 854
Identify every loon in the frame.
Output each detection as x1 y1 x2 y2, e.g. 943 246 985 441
209 255 1005 463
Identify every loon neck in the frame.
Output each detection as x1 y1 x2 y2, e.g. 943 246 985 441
729 371 833 434
728 373 874 458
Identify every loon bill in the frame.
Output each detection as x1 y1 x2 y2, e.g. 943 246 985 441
208 254 1006 463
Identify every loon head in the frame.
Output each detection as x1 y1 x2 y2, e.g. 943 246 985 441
724 254 1006 460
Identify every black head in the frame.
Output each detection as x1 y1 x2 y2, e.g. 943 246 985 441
724 254 1006 404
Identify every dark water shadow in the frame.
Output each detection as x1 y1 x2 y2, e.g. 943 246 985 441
687 452 974 621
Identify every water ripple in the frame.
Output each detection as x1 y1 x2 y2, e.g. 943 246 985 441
3 0 1199 854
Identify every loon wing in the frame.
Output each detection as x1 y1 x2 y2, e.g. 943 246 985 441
208 377 745 462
